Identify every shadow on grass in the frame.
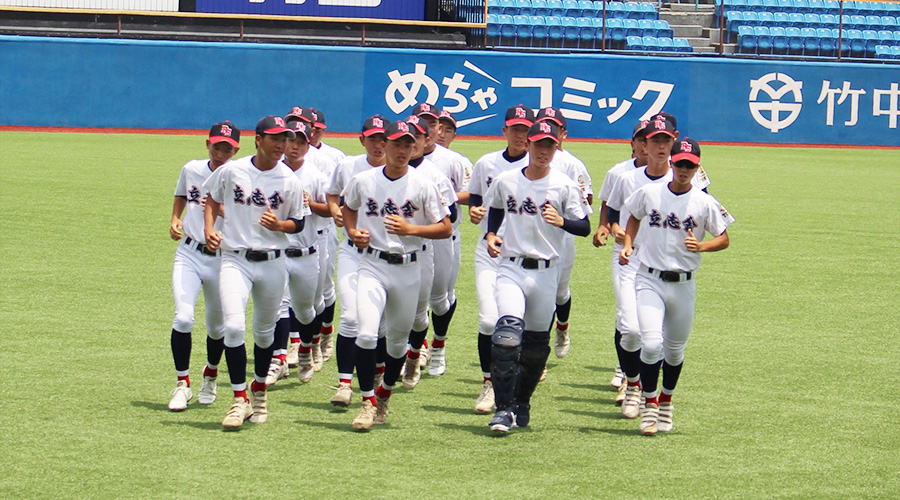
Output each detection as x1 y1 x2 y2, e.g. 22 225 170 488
159 420 226 431
436 422 498 437
577 426 635 435
293 419 364 432
281 400 350 414
560 408 622 420
131 400 169 412
439 392 479 401
554 394 602 404
421 404 476 416
560 382 613 392
584 365 616 374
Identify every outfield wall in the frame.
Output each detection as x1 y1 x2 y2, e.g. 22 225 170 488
1 35 898 145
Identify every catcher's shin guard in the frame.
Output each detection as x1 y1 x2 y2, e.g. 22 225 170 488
516 330 551 406
490 316 524 411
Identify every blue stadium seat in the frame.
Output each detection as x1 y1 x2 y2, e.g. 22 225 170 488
804 13 822 28
771 26 789 52
817 27 836 55
850 15 868 29
658 36 676 51
823 0 839 15
876 29 894 45
547 16 566 46
745 0 764 11
835 28 850 56
625 2 644 19
744 11 760 26
488 0 503 15
759 11 776 24
882 16 898 28
500 0 517 15
607 17 627 42
608 1 627 18
862 29 879 55
886 2 900 14
728 0 749 9
577 16 597 47
655 19 674 38
548 0 566 17
794 0 811 13
639 19 657 37
578 0 598 18
874 44 892 58
894 30 900 42
790 12 806 28
739 25 758 51
640 2 658 20
624 18 641 37
755 25 774 52
820 13 836 26
726 11 744 40
626 35 644 50
891 45 900 58
808 0 827 14
563 0 581 17
840 14 854 29
675 37 693 52
515 0 534 16
531 15 550 46
761 0 777 12
846 28 865 56
801 26 820 54
774 12 791 25
518 15 540 46
842 1 859 16
856 1 876 15
487 14 502 45
533 0 552 17
787 26 805 53
643 35 660 50
866 15 884 29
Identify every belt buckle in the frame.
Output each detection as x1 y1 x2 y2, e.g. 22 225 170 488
659 271 679 282
199 244 216 256
246 251 265 262
521 257 539 269
385 253 403 265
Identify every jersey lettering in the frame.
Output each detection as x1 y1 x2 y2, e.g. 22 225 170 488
400 200 419 218
664 212 681 230
365 198 379 217
233 185 246 205
519 197 538 216
539 200 554 214
682 215 698 232
249 188 268 207
486 176 494 188
648 209 662 227
188 186 202 204
268 191 285 210
506 195 518 213
380 198 399 217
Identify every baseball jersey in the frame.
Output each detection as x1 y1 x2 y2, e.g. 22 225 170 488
328 154 386 236
487 168 588 261
305 146 338 181
204 156 310 251
315 142 347 165
174 159 223 241
411 157 458 210
342 166 449 254
607 166 673 248
287 163 328 248
624 182 728 272
424 145 472 230
599 158 640 203
467 149 529 235
550 148 594 211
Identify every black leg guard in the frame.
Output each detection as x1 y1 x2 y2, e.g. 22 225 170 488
640 359 663 395
516 330 552 406
224 345 247 387
383 354 406 388
274 317 291 351
408 328 428 351
490 316 524 411
298 317 318 344
355 345 377 393
335 334 357 375
620 347 643 379
478 333 493 374
376 336 387 365
555 296 572 325
206 335 225 367
662 361 684 393
171 329 192 372
320 300 336 326
431 299 457 338
253 342 274 380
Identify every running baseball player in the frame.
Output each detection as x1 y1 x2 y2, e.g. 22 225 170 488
341 120 452 431
484 120 591 434
466 105 534 415
534 107 594 364
309 108 347 165
593 120 650 403
166 121 240 412
325 115 387 407
202 115 310 429
436 109 460 149
619 137 730 435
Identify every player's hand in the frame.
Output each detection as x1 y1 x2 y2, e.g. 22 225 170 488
199 195 207 209
486 233 503 258
349 228 370 249
613 226 626 245
385 215 412 235
684 229 701 253
469 205 486 224
619 245 632 266
259 208 281 230
205 230 223 251
170 219 183 241
593 225 609 247
330 204 344 227
541 203 563 227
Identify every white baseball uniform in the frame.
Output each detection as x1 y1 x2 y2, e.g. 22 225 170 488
306 146 339 309
315 141 347 165
549 148 594 305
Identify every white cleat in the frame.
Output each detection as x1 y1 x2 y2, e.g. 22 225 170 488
264 358 288 386
610 365 625 388
351 399 376 431
330 382 353 407
320 333 335 363
222 397 252 429
622 384 642 419
249 390 268 424
297 352 315 384
615 382 627 406
418 346 431 370
554 326 570 358
474 380 496 414
402 356 421 389
197 375 217 405
167 380 192 412
286 341 300 368
640 402 659 435
312 343 324 372
428 346 447 376
657 402 674 432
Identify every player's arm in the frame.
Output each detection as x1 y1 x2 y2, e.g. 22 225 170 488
259 208 304 233
540 203 591 237
456 190 470 205
618 215 641 265
204 198 223 251
684 229 729 253
385 215 452 239
468 194 486 224
170 196 187 240
342 206 370 249
308 193 331 218
592 200 610 247
484 207 505 257
326 193 344 226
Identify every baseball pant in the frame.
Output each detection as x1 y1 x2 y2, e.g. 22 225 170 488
555 233 575 304
495 258 561 331
172 243 224 339
474 238 502 335
219 252 286 350
336 240 360 339
355 252 421 359
321 224 338 307
414 243 435 332
613 242 642 352
635 270 696 366
430 229 461 316
282 249 321 325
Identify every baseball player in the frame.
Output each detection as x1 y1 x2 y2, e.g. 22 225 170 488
593 120 651 402
309 108 347 165
265 120 331 386
341 120 451 431
605 114 680 420
619 137 730 435
325 115 387 407
436 109 460 149
484 121 591 434
466 105 534 415
400 114 458 388
203 115 310 429
166 121 240 412
534 107 594 364
416 104 474 376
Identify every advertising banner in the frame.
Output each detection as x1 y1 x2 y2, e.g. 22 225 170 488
194 0 425 21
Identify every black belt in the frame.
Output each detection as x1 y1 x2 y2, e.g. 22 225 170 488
644 265 693 282
317 229 325 235
359 246 417 265
285 246 316 258
184 236 217 256
231 249 282 262
509 256 551 270
347 239 355 248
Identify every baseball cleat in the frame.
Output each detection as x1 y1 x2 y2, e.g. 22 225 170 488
249 389 268 424
640 402 659 435
312 343 323 372
320 333 335 362
373 370 384 391
167 380 193 412
622 384 642 419
373 395 390 425
488 409 516 434
514 402 531 427
401 356 421 389
351 399 376 431
418 344 431 369
615 382 627 406
330 382 353 407
428 346 447 376
222 397 252 429
474 380 496 414
657 402 674 432
286 341 300 368
197 375 217 405
554 326 570 358
297 352 315 384
264 358 288 386
610 365 625 388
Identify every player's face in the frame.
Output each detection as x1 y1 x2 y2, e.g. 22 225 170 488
632 136 648 163
647 134 675 164
256 133 289 165
437 123 456 147
503 124 530 155
527 138 557 168
311 126 325 146
284 136 309 163
207 140 238 168
360 134 386 162
422 115 441 148
671 162 699 188
385 136 415 166
412 132 427 159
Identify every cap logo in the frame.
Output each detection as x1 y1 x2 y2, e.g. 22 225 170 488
515 108 527 119
539 122 551 133
408 115 420 124
421 103 430 111
681 141 693 152
654 118 665 129
440 110 450 117
274 117 286 127
398 122 409 133
221 125 232 137
310 112 318 122
291 107 302 116
372 117 384 128
544 108 556 117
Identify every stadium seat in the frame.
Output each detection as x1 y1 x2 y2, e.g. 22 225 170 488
746 0 765 11
548 0 566 17
561 16 580 46
547 16 566 46
845 28 864 56
876 29 894 46
498 15 518 45
739 25 758 51
625 2 644 19
759 11 776 24
514 15 535 46
804 13 822 28
500 0 517 15
608 2 627 18
787 26 805 53
850 14 868 29
533 0 552 17
836 28 851 56
638 19 657 37
640 2 658 20
726 11 744 42
563 0 581 17
886 2 900 14
761 0 778 12
874 44 892 58
790 12 807 28
808 0 827 14
862 29 879 55
823 0 839 15
755 26 773 52
801 26 820 54
882 16 898 28
532 15 551 46
794 0 811 13
658 36 676 51
820 13 836 26
624 18 642 37
817 27 837 55
488 0 503 15
577 16 597 47
626 35 644 50
891 45 900 58
744 11 760 26
643 35 660 50
866 15 885 29
774 12 791 25
771 26 789 53
675 37 693 52
856 1 876 15
656 19 674 38
487 14 502 45
607 17 627 42
578 0 598 18
515 0 534 16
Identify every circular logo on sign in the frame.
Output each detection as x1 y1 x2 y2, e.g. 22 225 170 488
749 72 803 133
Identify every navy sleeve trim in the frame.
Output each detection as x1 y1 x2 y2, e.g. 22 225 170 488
449 203 458 223
487 207 505 234
470 194 483 207
561 215 591 237
288 217 305 234
608 208 620 225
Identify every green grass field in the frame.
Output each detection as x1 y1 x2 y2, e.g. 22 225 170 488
1 131 898 499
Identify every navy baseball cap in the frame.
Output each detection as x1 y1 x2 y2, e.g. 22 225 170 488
406 114 429 136
653 111 677 131
413 103 441 119
632 120 650 139
256 115 296 138
310 108 327 129
438 109 457 128
385 120 416 141
286 120 312 142
671 138 701 165
536 107 567 129
528 121 560 144
505 105 534 127
209 121 240 148
285 106 315 124
645 115 677 139
362 115 387 137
